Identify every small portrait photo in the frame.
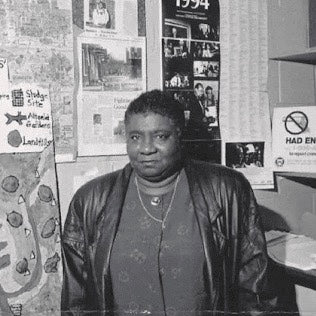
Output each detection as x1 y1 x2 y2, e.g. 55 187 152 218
164 72 190 89
192 41 220 60
163 39 190 58
226 142 265 169
92 113 103 136
181 81 220 140
194 80 219 106
164 18 191 39
85 0 115 30
193 61 219 78
192 23 219 41
93 113 102 125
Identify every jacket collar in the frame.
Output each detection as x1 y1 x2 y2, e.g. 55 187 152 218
184 159 223 223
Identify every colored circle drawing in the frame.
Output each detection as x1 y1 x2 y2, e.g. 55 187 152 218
284 111 308 135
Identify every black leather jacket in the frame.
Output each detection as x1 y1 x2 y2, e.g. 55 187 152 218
61 159 277 315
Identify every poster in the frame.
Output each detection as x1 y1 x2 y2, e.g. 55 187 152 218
272 106 316 172
0 84 53 154
218 0 273 188
0 64 61 315
0 0 75 161
221 93 274 189
161 0 221 162
77 36 146 156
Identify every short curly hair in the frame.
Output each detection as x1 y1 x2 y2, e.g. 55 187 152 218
124 89 185 132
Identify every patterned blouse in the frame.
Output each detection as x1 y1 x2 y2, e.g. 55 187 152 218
110 169 210 315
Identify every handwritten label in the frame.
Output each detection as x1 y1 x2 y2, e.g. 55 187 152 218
26 89 49 108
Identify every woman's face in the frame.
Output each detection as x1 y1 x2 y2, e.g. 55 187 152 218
125 113 182 182
206 89 213 100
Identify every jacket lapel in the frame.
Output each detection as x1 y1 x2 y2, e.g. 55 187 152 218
94 164 132 310
184 160 225 308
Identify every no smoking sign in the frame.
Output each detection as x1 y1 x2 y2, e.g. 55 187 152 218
284 111 308 135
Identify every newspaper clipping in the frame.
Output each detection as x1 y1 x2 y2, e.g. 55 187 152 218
77 36 146 156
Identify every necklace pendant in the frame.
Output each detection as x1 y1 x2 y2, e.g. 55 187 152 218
151 196 161 206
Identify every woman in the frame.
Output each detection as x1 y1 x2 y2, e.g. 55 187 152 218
92 1 109 27
61 90 281 315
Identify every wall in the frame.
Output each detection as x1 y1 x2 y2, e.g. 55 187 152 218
261 1 316 314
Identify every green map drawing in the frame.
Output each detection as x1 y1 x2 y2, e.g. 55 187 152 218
0 143 61 315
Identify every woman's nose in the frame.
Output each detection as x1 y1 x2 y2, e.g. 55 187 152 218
140 137 156 154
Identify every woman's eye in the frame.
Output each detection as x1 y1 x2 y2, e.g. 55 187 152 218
130 135 140 140
156 134 168 140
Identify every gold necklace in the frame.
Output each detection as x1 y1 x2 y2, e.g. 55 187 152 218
134 173 180 229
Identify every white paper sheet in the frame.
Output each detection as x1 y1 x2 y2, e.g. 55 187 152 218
219 0 273 189
0 84 53 154
77 36 146 156
272 106 316 172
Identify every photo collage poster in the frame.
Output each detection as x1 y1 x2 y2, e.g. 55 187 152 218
161 0 221 163
73 0 147 156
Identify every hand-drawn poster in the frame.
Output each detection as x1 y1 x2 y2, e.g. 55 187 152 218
0 0 75 162
272 106 316 172
0 70 61 315
0 84 53 153
161 0 221 163
77 36 146 156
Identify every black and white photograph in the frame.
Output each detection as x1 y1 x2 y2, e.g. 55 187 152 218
164 18 191 39
172 80 220 140
192 41 220 59
1 0 314 315
81 41 144 92
192 22 219 41
226 142 265 168
163 39 190 58
85 0 115 30
163 53 192 89
193 61 219 78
